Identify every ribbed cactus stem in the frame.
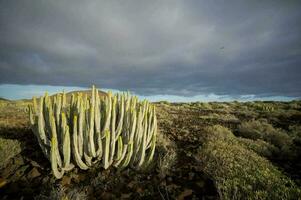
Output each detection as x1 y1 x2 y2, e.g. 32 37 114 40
109 95 117 164
62 90 66 108
51 136 64 179
102 92 112 133
115 94 124 140
145 106 154 149
103 130 111 169
72 115 88 170
55 94 61 135
115 136 123 161
50 115 62 168
145 132 156 166
29 105 35 126
38 97 46 143
88 85 96 157
94 88 101 134
61 112 73 170
120 143 133 168
84 129 92 167
137 113 148 167
128 108 137 143
113 144 128 167
78 94 84 157
130 106 144 165
71 93 75 107
94 89 102 159
33 96 38 113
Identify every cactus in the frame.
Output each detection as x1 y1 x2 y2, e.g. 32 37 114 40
28 86 157 179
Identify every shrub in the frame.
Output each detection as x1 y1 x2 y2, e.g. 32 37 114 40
197 102 212 110
202 125 235 143
34 185 87 200
289 125 301 145
237 120 293 148
197 126 301 200
237 138 278 158
155 133 177 178
0 138 22 169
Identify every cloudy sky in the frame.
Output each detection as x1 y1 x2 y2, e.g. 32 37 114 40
0 0 301 101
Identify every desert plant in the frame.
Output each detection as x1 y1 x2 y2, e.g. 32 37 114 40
196 126 301 200
0 138 22 169
237 138 279 158
237 119 292 148
28 86 157 178
156 133 177 178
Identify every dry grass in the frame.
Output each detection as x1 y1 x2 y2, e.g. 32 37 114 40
155 132 177 178
0 138 22 168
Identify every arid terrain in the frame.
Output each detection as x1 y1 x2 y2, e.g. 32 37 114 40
0 95 301 199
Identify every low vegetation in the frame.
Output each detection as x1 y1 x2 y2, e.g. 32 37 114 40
197 125 301 199
0 138 22 169
0 96 301 199
237 119 293 148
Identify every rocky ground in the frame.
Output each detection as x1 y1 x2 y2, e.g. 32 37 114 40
0 99 301 199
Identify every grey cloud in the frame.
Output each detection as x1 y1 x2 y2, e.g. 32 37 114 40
0 0 301 97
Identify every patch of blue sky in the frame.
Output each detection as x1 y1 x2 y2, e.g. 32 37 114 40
0 84 299 102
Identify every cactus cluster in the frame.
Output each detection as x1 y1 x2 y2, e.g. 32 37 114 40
28 86 157 179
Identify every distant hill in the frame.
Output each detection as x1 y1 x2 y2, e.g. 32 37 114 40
0 97 10 101
39 89 108 103
3 89 108 103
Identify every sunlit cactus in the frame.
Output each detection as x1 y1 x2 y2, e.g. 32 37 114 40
28 86 157 179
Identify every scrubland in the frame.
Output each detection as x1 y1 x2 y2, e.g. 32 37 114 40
0 97 301 199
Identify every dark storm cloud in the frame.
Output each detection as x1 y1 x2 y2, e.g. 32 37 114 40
0 0 301 97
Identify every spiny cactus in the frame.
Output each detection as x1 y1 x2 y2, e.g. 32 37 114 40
28 86 157 179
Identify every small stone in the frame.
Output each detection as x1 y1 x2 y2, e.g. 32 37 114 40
27 167 41 179
61 176 72 186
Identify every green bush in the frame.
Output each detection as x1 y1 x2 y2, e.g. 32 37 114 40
237 138 278 158
202 125 235 142
197 126 301 200
237 120 293 148
197 102 212 110
289 125 301 144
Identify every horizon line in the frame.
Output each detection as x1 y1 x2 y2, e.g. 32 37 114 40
0 84 300 103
